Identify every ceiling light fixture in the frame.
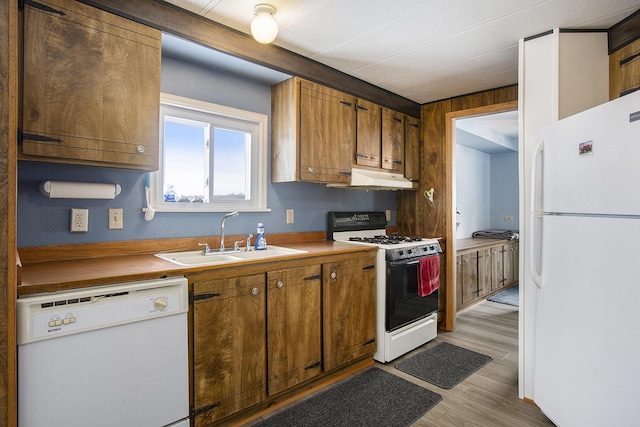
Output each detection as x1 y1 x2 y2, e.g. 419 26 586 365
251 4 278 44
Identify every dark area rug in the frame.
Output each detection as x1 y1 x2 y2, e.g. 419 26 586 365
487 284 519 307
253 367 442 427
395 342 492 389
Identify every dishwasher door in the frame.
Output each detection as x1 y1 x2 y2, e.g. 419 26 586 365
17 276 189 427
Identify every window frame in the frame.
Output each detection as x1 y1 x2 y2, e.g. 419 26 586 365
152 93 269 213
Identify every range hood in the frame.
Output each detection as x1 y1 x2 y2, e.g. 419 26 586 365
328 168 414 190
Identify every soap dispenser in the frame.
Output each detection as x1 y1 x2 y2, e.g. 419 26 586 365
255 223 267 250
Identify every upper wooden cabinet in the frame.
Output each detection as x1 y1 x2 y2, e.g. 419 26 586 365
404 115 421 184
272 77 355 184
355 99 382 168
609 38 640 99
272 77 419 186
381 107 405 173
20 0 161 170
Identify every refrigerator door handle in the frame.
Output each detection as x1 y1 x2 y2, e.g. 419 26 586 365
529 139 544 289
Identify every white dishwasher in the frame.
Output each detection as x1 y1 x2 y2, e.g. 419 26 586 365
17 276 190 427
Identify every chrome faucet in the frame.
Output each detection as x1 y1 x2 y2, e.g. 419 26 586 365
219 211 239 252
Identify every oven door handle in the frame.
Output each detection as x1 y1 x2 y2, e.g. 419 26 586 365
389 259 422 267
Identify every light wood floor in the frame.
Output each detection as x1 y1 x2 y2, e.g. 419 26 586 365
379 300 553 426
248 300 553 426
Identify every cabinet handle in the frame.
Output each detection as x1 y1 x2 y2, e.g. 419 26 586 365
137 145 146 153
304 275 321 281
252 287 259 295
355 104 369 111
20 132 63 143
276 281 283 288
393 117 402 123
307 167 314 173
339 100 352 107
363 265 375 270
409 123 419 128
330 272 337 279
189 292 221 303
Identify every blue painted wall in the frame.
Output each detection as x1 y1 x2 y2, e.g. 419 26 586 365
17 56 397 248
456 145 519 238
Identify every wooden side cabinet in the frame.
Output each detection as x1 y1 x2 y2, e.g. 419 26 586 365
266 265 322 396
457 239 519 311
21 0 161 170
323 253 377 372
191 274 267 425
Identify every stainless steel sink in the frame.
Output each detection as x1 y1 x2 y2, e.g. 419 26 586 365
155 246 307 266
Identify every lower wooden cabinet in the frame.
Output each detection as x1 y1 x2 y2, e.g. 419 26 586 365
191 274 267 425
267 265 322 396
189 251 377 425
323 253 377 372
456 240 519 311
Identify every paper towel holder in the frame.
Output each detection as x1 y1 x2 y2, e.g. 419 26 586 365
39 181 122 199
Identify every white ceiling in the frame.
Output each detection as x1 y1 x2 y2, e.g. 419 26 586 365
161 0 638 104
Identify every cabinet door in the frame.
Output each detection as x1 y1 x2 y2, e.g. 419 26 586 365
477 248 492 298
21 0 161 170
192 275 266 425
404 116 420 183
267 265 322 396
491 246 506 290
355 99 381 168
299 80 355 183
456 255 464 310
504 242 519 287
459 252 478 305
381 108 405 173
610 39 640 98
323 253 377 372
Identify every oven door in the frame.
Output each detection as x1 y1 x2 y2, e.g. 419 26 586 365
386 256 438 331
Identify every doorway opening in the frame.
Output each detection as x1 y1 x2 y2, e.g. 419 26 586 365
444 100 518 331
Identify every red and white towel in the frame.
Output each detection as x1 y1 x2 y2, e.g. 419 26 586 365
418 256 440 297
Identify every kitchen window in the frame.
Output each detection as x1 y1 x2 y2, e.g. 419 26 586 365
152 93 268 212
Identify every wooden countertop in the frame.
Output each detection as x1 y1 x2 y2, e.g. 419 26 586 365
18 240 375 296
457 237 519 252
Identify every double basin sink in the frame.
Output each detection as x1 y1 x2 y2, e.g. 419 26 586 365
155 246 308 267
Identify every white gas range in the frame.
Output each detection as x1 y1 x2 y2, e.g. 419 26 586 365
328 211 442 362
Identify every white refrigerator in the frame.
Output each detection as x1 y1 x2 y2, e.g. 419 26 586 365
530 90 640 426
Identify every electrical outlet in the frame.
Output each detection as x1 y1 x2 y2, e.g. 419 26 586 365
286 209 294 224
385 210 391 221
109 208 123 229
71 209 88 232
504 216 513 222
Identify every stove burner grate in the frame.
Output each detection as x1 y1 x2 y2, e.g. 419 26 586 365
348 235 423 245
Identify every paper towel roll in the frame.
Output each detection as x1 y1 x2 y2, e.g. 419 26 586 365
40 181 121 199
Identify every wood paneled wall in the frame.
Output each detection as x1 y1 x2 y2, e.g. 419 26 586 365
396 85 517 331
0 1 18 425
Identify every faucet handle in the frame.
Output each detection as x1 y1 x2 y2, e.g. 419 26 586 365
198 242 210 254
246 233 253 251
233 241 242 251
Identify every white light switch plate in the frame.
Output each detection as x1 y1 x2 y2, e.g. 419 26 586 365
109 208 123 229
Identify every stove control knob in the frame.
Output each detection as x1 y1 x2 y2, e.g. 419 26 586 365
153 296 168 311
